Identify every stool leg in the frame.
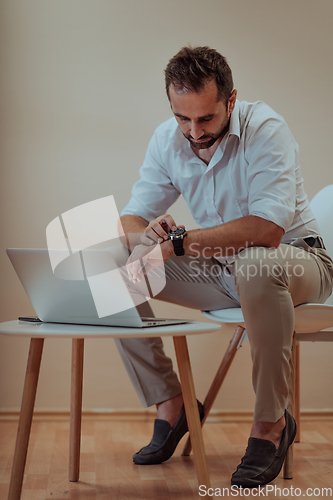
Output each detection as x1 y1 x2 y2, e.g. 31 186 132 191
294 342 300 443
183 326 245 456
284 333 297 479
173 336 211 489
69 338 84 482
8 338 44 500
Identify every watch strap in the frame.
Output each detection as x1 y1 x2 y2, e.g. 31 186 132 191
171 237 185 256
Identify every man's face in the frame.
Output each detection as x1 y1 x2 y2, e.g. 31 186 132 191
169 79 236 150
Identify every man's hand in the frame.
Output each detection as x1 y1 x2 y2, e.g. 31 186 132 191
140 214 185 246
126 240 174 283
126 213 185 283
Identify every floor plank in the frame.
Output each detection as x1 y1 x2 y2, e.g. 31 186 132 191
0 418 332 499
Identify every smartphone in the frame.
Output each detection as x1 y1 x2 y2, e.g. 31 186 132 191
18 317 42 323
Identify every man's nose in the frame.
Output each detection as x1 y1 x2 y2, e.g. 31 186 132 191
190 121 204 140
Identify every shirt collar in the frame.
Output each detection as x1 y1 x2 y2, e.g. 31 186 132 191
228 99 240 139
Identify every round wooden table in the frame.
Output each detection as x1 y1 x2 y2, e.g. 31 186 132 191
0 319 220 500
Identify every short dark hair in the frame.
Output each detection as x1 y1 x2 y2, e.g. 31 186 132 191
165 46 233 103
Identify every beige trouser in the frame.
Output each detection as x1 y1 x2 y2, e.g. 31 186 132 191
114 241 333 422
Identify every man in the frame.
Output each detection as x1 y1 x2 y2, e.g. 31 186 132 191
117 46 333 487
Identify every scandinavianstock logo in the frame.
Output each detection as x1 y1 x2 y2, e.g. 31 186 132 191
46 195 166 317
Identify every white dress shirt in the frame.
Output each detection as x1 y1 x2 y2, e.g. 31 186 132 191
121 100 320 244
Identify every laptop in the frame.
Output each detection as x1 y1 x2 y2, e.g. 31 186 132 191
6 248 189 328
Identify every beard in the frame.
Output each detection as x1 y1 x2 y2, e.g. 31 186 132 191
183 119 230 150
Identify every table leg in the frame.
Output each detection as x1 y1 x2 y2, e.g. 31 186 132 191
69 338 84 482
8 338 44 500
173 336 211 489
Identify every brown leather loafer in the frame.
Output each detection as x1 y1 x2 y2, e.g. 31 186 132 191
231 409 297 487
133 400 205 465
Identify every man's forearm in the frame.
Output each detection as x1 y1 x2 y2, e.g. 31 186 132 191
119 213 284 259
119 214 149 249
183 216 284 258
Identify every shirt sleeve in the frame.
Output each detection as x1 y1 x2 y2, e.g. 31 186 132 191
245 111 297 232
120 130 180 221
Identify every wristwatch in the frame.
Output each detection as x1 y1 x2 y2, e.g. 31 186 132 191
168 227 187 256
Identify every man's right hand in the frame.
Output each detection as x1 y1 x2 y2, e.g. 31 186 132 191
140 214 185 246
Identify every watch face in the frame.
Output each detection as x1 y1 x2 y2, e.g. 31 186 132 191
169 227 186 237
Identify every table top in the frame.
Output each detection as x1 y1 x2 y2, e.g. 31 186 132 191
0 320 220 339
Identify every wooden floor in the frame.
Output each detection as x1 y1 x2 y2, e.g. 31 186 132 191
0 417 332 500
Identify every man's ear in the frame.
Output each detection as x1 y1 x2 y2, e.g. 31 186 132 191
228 89 237 114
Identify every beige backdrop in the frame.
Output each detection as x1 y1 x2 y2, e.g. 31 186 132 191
0 0 332 414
